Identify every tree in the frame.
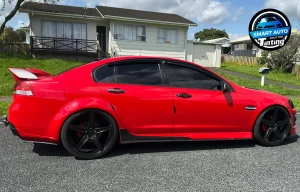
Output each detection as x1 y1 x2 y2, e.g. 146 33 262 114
0 26 25 43
194 28 229 41
259 34 300 73
0 0 59 36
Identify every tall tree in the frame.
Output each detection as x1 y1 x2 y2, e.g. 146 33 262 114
194 28 229 41
259 33 300 73
0 0 59 36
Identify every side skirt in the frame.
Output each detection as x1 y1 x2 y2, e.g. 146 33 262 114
120 129 190 144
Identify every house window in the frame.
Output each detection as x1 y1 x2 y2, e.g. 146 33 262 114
113 23 146 41
42 21 87 39
157 28 177 44
42 21 56 37
246 43 253 50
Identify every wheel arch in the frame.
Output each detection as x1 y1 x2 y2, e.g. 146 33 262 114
47 97 124 143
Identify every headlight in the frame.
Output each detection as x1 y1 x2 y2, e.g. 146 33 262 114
288 99 294 108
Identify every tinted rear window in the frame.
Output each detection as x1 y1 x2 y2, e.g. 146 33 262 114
94 65 115 82
116 63 162 85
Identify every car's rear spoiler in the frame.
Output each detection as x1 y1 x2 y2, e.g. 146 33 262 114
8 68 52 81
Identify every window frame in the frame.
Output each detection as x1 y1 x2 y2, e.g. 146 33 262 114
157 27 178 44
113 23 146 42
92 59 234 92
160 60 234 91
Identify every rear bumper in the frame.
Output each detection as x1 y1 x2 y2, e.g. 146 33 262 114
2 115 21 137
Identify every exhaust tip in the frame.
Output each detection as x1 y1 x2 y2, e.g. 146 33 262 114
1 115 9 126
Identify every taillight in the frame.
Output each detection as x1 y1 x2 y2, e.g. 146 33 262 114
14 81 33 96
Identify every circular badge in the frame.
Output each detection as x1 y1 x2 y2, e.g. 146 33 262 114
249 9 291 51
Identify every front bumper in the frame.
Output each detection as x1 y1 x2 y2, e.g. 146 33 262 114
2 115 20 137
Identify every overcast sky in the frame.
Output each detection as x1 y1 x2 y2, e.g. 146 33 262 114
1 0 299 40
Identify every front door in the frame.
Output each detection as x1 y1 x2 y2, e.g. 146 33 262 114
93 59 173 135
97 26 107 52
161 60 245 134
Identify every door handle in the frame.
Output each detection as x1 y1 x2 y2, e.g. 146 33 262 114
176 93 192 98
107 88 125 94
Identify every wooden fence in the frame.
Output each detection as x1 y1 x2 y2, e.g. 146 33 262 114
0 43 30 56
223 55 258 65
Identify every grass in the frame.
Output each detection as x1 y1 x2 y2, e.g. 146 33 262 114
218 71 300 96
291 98 300 111
221 62 300 86
0 57 83 96
0 102 10 116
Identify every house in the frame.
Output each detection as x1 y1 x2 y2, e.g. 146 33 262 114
203 37 231 54
19 2 222 67
229 36 261 57
19 26 30 44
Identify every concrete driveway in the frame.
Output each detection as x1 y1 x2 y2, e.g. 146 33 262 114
0 116 300 192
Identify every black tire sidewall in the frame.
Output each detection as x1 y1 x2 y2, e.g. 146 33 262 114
61 109 119 159
253 106 290 147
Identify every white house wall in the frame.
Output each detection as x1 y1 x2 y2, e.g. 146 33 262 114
109 20 188 60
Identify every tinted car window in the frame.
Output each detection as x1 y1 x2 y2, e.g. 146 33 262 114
94 65 115 82
116 63 162 85
164 64 221 90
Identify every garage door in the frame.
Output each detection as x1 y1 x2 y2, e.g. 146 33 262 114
193 44 215 67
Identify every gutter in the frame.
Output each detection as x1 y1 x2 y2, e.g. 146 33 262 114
19 9 105 21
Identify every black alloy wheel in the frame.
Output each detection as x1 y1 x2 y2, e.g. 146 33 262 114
253 106 291 146
61 109 118 159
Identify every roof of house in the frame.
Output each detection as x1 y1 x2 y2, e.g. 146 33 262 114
230 36 251 43
203 37 230 43
96 5 196 25
19 2 197 26
19 2 101 17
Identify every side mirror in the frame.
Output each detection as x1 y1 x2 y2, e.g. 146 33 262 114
220 81 230 92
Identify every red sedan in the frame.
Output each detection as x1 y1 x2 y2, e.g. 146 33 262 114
3 56 297 159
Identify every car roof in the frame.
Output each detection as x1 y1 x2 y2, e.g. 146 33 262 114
56 56 196 76
92 56 194 67
103 56 186 62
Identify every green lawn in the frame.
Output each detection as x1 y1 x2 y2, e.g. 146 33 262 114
0 57 83 96
0 102 10 116
221 62 300 86
218 71 300 96
292 98 300 111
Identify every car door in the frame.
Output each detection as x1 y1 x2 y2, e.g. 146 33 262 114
93 59 174 135
161 60 245 134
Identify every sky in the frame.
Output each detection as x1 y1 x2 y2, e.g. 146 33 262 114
0 0 299 40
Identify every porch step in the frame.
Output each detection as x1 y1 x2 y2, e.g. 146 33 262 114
98 51 111 59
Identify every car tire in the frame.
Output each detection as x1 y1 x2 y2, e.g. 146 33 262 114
61 109 119 159
253 106 290 147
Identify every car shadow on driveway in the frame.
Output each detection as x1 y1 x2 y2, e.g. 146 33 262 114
31 135 299 158
106 135 299 158
32 144 70 157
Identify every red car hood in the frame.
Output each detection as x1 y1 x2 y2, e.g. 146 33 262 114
237 85 288 100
